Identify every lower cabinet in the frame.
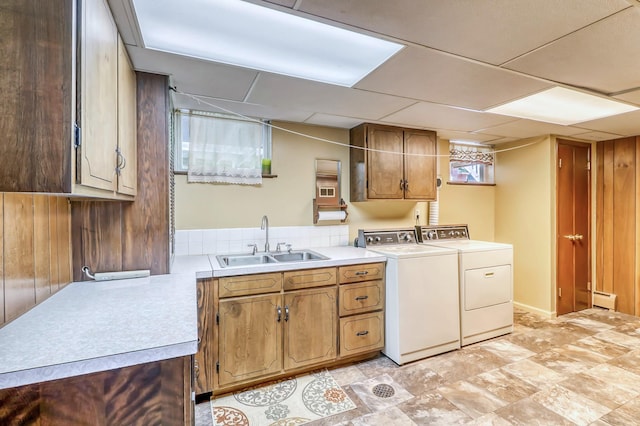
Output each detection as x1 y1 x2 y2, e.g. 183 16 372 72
196 262 385 396
218 293 282 386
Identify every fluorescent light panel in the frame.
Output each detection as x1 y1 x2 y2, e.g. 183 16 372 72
486 87 638 125
132 0 403 87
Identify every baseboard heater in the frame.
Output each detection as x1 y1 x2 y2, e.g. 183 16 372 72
593 291 616 311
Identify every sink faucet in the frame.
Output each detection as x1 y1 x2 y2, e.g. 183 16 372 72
261 215 270 252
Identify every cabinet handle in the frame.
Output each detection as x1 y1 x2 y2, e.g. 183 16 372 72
277 306 282 322
404 180 408 191
356 330 369 336
400 179 404 190
284 305 289 322
484 272 495 278
355 271 369 276
355 295 369 301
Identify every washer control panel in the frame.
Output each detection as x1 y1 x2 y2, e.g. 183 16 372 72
416 225 470 242
357 229 416 247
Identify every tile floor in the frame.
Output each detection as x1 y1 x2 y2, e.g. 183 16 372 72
196 308 640 425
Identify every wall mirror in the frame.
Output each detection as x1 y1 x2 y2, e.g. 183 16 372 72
315 159 341 206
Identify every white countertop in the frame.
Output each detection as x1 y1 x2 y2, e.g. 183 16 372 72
181 246 388 278
0 246 385 390
0 273 197 390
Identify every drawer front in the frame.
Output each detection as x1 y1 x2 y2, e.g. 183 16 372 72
219 273 282 298
339 263 384 284
339 311 384 357
283 267 337 291
339 280 384 316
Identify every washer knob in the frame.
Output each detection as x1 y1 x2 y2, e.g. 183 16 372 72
374 236 381 243
428 231 437 240
404 234 412 242
366 236 373 243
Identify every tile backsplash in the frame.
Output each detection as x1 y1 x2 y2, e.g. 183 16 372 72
175 225 351 256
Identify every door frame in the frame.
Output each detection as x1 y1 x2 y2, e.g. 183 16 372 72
555 139 592 315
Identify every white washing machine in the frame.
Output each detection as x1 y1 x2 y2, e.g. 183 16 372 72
357 229 460 365
417 225 514 346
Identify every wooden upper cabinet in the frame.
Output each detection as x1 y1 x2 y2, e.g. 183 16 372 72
0 0 135 199
116 35 137 196
80 0 118 192
350 123 437 201
404 129 437 200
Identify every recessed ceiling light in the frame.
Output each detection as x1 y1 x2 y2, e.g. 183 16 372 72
486 87 639 125
132 0 403 87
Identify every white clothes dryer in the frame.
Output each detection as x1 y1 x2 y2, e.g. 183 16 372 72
417 225 514 346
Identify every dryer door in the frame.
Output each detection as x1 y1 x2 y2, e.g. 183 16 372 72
464 265 511 310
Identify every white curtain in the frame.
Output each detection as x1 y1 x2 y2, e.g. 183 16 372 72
187 114 263 185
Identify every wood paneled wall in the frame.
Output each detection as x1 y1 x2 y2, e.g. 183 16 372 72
596 136 640 315
0 356 192 425
0 0 72 193
71 73 170 280
0 194 72 326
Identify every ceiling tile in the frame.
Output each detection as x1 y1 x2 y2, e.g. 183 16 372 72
246 73 416 120
478 119 587 139
572 109 640 136
435 130 504 144
296 0 629 64
614 89 640 105
570 130 625 141
355 47 551 110
128 46 258 102
504 7 640 94
304 113 364 129
381 101 518 132
172 93 313 122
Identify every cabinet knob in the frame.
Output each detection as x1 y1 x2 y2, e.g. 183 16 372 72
277 306 282 322
284 305 290 322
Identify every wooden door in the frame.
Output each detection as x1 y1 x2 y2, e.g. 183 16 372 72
557 140 591 315
217 294 282 386
367 125 404 199
404 129 437 200
116 36 137 196
80 0 118 191
283 288 337 370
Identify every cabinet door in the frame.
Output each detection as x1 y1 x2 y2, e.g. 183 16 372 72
283 288 337 370
404 129 437 200
367 125 404 199
218 294 282 386
195 279 215 395
80 0 118 191
116 36 137 196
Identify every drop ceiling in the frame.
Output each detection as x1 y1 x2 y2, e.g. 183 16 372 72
109 0 640 143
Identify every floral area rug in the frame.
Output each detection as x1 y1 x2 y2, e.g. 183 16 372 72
211 369 356 425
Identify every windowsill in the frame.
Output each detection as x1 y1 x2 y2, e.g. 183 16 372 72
447 181 496 187
174 170 277 178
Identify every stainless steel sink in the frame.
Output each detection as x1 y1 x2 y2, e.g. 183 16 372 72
272 250 328 262
216 250 328 267
216 254 277 267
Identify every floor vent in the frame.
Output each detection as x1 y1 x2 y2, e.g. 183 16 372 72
593 291 616 311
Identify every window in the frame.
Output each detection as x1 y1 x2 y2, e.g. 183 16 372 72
174 110 272 184
449 142 495 184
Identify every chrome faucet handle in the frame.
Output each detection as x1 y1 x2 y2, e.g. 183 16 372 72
286 244 292 253
247 243 258 255
276 242 287 252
